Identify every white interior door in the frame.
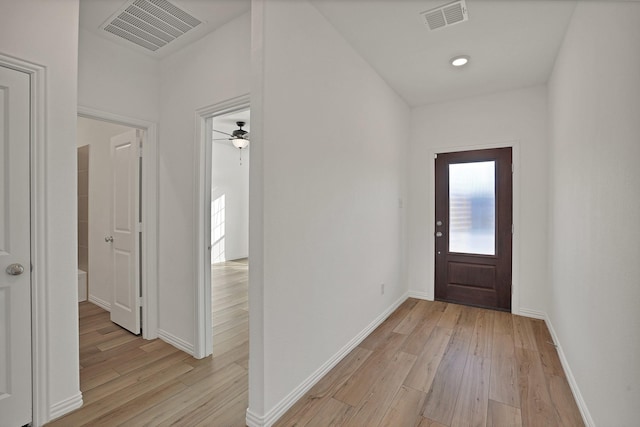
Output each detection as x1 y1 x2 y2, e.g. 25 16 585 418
109 129 141 334
0 65 32 426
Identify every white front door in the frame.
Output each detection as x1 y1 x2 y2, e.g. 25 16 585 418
0 65 32 425
109 129 141 334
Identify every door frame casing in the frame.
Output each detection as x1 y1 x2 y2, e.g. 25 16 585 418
194 94 250 359
0 52 49 426
78 106 159 340
427 140 521 314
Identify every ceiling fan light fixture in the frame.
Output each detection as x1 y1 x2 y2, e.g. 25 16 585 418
450 55 470 67
232 138 249 149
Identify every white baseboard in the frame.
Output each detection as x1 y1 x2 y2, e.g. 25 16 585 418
158 329 194 355
407 290 432 301
49 392 83 421
541 313 595 427
518 307 546 320
246 292 409 427
88 295 110 312
245 409 264 427
520 308 595 426
520 307 596 425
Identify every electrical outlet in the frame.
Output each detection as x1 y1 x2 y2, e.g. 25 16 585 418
381 283 385 295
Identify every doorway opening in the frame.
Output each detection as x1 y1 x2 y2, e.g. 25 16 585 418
434 147 513 311
77 117 143 332
76 107 159 340
209 109 250 359
194 94 249 359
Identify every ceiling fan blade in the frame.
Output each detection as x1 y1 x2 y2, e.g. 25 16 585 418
213 138 231 141
213 129 233 137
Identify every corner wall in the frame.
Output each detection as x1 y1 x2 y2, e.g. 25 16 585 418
0 0 81 422
157 12 251 347
250 0 410 423
547 2 640 425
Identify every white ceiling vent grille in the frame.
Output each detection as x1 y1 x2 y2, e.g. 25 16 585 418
420 0 468 31
101 0 202 52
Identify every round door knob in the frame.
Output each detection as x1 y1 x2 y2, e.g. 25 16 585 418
105 236 114 243
435 231 443 237
6 263 25 276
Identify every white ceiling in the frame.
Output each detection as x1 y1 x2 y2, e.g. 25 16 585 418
80 0 579 106
311 0 577 106
79 0 250 59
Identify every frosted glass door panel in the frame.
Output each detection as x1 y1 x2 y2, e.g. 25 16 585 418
449 161 495 255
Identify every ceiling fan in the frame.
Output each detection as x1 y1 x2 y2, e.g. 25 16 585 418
213 121 250 149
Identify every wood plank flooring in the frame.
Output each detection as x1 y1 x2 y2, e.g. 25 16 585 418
49 264 583 427
276 299 584 427
47 259 248 427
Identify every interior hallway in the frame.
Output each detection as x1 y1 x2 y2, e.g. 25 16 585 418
49 263 582 426
276 299 584 427
50 290 583 427
47 260 249 426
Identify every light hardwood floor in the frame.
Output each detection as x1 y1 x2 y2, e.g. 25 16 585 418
49 265 583 427
47 259 248 427
276 299 584 427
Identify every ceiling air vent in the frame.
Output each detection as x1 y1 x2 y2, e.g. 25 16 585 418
420 0 468 31
101 0 202 52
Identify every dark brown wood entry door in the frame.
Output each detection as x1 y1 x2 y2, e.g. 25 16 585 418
435 148 512 311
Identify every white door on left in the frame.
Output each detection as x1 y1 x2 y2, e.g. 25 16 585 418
0 65 32 426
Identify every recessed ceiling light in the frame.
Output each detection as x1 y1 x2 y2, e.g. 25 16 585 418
451 55 470 67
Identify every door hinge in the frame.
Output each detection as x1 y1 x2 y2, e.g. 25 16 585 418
511 163 514 174
136 222 143 233
512 224 514 234
138 296 143 307
138 142 143 157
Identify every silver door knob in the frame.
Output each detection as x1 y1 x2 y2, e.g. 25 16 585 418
435 231 443 237
6 263 24 276
105 236 114 243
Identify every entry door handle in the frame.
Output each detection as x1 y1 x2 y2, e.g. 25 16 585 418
6 263 24 276
435 232 443 237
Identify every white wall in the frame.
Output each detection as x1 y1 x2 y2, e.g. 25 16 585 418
77 9 251 351
77 117 133 310
211 141 250 262
0 0 81 422
158 12 251 347
408 86 549 313
547 2 640 425
249 0 410 421
78 28 159 123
